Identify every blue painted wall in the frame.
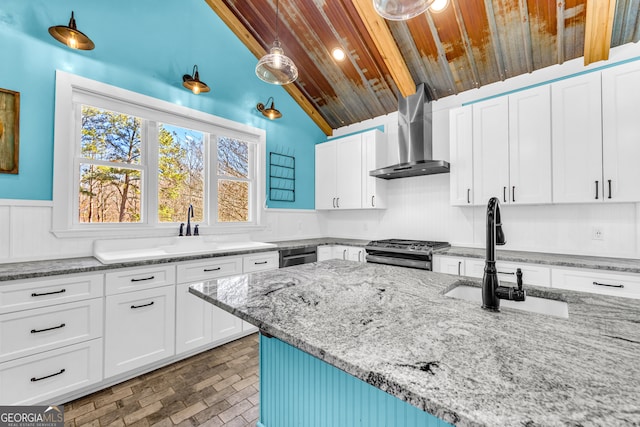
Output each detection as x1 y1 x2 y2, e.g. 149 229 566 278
0 0 326 208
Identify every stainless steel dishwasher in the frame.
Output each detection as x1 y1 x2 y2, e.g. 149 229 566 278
279 246 317 268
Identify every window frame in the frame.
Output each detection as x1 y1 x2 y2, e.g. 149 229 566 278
52 70 266 238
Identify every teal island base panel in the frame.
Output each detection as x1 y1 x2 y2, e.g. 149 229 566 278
258 334 453 427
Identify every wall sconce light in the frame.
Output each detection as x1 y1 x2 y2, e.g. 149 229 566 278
182 65 210 94
48 11 95 50
256 97 282 120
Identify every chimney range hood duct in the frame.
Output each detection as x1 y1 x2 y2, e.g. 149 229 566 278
370 83 450 180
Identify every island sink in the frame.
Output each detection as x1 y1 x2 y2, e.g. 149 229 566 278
445 284 569 318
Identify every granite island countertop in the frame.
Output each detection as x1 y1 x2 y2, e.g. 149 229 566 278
190 260 640 427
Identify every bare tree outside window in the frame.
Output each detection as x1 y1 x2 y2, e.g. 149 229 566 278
78 107 142 223
158 124 204 222
217 137 250 222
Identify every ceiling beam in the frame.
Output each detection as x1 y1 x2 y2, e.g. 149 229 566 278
584 0 617 65
204 0 334 136
351 0 416 98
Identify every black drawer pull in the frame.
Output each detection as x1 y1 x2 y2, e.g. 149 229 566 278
31 289 66 297
131 301 154 309
31 323 66 334
498 271 515 275
467 188 470 204
131 276 155 282
593 281 624 288
31 369 65 382
608 179 612 199
512 186 515 202
595 180 599 200
503 186 507 203
254 261 268 265
204 267 221 272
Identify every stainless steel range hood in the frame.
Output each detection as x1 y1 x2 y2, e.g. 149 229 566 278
370 83 450 180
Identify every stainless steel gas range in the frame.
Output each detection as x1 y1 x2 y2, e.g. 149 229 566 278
364 239 450 270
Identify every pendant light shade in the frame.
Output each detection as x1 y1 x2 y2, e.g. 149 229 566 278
373 0 448 20
257 97 282 120
48 11 95 50
255 0 298 85
182 65 210 94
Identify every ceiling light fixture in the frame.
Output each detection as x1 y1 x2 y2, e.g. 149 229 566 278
48 11 95 50
256 97 282 120
332 47 346 62
255 0 298 85
182 65 210 94
373 0 449 20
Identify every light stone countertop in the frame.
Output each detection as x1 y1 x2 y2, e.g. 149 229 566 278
190 260 640 427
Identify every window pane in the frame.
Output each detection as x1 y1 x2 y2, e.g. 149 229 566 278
158 124 204 222
79 164 141 223
217 137 248 178
218 180 249 222
81 106 141 164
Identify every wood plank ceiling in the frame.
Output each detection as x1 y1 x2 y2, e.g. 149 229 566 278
207 0 640 135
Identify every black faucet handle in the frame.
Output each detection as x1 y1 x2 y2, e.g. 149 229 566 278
194 225 199 236
179 223 185 236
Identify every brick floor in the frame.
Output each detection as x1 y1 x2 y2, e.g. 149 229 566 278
64 334 259 427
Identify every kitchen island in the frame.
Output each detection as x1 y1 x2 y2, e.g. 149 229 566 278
189 259 640 426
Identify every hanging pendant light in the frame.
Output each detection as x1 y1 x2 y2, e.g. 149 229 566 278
373 0 449 20
256 97 282 119
255 0 298 85
182 65 210 94
48 11 95 50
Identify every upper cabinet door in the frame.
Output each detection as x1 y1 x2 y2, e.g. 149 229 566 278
472 97 510 205
551 73 603 203
449 105 473 206
602 61 640 203
315 141 337 209
508 85 552 204
362 130 387 209
335 135 362 209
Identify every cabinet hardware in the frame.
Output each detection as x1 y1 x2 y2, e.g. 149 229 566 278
31 369 66 382
31 323 66 334
336 198 340 208
503 186 507 203
512 186 515 202
498 271 515 275
254 261 268 265
343 249 347 260
595 180 599 199
358 251 362 262
608 180 612 199
31 289 66 297
131 276 155 282
371 195 375 207
467 189 470 204
131 301 154 309
332 198 336 208
203 267 221 272
457 262 461 276
592 281 624 288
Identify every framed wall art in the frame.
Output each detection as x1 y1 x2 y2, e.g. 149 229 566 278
0 88 19 174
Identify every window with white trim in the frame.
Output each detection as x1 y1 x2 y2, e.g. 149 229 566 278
52 71 266 237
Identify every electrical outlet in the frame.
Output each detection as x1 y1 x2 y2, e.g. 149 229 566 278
592 227 604 240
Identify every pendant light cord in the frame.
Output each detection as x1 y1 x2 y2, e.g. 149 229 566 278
275 0 279 41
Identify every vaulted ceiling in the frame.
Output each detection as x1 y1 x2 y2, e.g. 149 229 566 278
206 0 640 135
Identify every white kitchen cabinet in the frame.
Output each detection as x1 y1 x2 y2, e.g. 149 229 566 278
105 265 175 295
472 96 509 205
175 282 213 355
315 134 362 209
317 246 333 261
361 130 387 209
472 86 551 206
449 105 474 206
104 285 175 378
433 256 466 276
212 306 243 343
551 72 603 203
465 259 551 287
243 251 279 272
507 86 552 204
317 245 366 262
551 267 640 299
346 247 366 262
601 60 640 202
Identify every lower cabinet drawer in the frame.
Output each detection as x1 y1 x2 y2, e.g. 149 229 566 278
243 252 279 272
0 339 103 405
0 299 103 363
552 268 640 299
106 265 176 296
177 257 243 283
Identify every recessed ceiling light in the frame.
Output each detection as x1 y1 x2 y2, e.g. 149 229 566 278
429 0 449 12
332 47 346 62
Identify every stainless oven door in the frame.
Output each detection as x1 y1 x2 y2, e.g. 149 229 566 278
279 247 318 268
365 253 431 270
